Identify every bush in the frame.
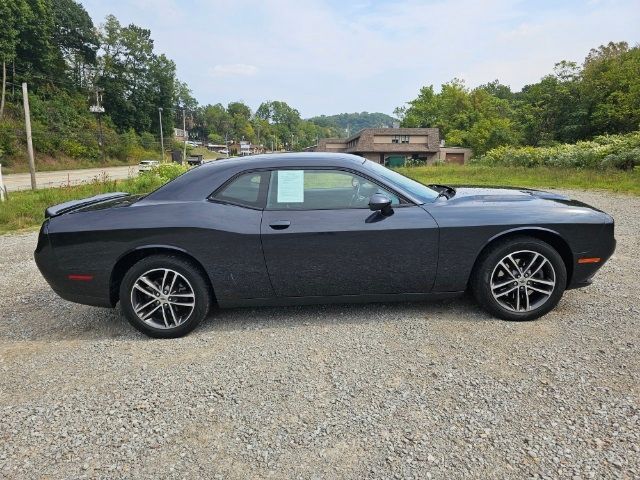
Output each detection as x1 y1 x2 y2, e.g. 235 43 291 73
475 131 640 170
153 163 190 182
600 147 640 170
60 139 88 159
0 120 20 161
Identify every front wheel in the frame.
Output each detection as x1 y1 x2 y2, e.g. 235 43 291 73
119 255 212 338
471 237 567 321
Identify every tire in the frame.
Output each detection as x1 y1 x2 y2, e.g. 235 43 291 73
119 254 212 338
470 236 567 321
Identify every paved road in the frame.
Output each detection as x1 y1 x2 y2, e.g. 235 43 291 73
3 165 138 191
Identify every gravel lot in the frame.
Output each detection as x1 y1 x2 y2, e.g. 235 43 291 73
1 190 638 479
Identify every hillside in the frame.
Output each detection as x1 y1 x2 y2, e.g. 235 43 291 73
308 112 396 137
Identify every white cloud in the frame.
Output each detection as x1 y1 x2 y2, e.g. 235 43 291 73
208 64 259 77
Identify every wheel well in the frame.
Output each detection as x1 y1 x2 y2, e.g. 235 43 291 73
470 229 574 287
109 248 216 306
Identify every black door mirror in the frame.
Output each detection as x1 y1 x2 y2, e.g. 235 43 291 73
369 193 393 216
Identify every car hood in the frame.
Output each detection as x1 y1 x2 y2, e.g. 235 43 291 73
440 186 610 215
450 186 566 201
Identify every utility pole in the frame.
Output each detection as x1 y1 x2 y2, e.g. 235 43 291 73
158 107 165 162
89 87 105 162
182 107 187 164
0 61 6 119
256 124 261 152
0 163 6 202
22 83 36 190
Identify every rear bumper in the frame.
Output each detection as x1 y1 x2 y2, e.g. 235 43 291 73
34 222 114 308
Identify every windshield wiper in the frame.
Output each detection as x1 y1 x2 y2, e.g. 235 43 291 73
429 184 456 199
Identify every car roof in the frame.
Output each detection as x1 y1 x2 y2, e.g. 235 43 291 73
144 152 369 202
199 152 366 171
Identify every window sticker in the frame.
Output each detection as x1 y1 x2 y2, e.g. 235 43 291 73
277 170 304 202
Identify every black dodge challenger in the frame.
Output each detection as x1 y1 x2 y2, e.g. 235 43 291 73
35 153 615 338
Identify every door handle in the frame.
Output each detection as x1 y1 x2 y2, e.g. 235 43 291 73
269 220 291 230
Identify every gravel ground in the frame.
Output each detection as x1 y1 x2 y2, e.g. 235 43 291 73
0 190 638 479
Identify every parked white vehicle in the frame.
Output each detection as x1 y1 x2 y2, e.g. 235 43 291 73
138 160 160 172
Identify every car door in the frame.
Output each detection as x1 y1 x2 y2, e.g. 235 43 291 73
206 170 275 301
260 168 439 298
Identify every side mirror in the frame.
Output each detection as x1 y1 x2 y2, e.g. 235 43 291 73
369 193 393 216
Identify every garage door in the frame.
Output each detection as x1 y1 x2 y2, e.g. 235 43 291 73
445 153 465 164
385 155 406 167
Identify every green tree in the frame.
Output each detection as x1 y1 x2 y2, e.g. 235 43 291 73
399 79 520 155
97 15 177 135
0 0 30 118
51 0 99 89
581 42 640 135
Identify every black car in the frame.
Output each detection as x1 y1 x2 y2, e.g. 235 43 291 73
35 153 615 338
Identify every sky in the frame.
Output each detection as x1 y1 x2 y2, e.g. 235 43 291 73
81 0 640 118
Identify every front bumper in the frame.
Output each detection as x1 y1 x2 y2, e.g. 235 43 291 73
567 221 616 290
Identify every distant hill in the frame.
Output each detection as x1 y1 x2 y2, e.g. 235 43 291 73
308 112 396 137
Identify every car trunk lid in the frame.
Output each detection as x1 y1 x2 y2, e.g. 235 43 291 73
44 192 130 218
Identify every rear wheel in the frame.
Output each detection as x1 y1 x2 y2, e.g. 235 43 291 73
471 237 567 321
119 255 211 338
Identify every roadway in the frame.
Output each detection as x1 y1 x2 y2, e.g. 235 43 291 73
2 165 139 192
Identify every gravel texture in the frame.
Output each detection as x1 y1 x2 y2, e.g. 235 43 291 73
0 190 638 479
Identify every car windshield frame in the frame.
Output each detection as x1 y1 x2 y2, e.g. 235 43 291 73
363 160 439 203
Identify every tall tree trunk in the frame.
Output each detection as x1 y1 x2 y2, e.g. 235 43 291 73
0 61 6 120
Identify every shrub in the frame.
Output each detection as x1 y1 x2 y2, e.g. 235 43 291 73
131 163 189 191
474 131 640 170
61 139 88 159
600 148 640 170
0 121 20 160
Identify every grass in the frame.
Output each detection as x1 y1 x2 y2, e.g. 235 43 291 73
1 164 638 235
397 164 640 195
0 171 173 234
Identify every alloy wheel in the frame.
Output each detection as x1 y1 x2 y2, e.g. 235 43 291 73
490 250 556 313
130 268 195 329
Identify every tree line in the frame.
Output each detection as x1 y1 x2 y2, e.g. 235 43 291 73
396 42 640 156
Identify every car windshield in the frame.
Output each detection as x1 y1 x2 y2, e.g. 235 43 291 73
363 161 439 203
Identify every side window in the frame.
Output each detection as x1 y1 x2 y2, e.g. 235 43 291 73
266 169 402 210
212 171 268 208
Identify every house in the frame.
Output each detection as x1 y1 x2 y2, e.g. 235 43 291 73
228 141 266 156
206 144 227 152
174 128 188 142
312 128 472 165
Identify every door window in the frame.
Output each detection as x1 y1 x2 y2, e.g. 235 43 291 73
266 169 401 210
212 171 268 208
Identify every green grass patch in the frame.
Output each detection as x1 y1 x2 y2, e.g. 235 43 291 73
396 164 640 195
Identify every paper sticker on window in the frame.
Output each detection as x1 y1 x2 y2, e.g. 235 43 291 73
277 170 304 202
